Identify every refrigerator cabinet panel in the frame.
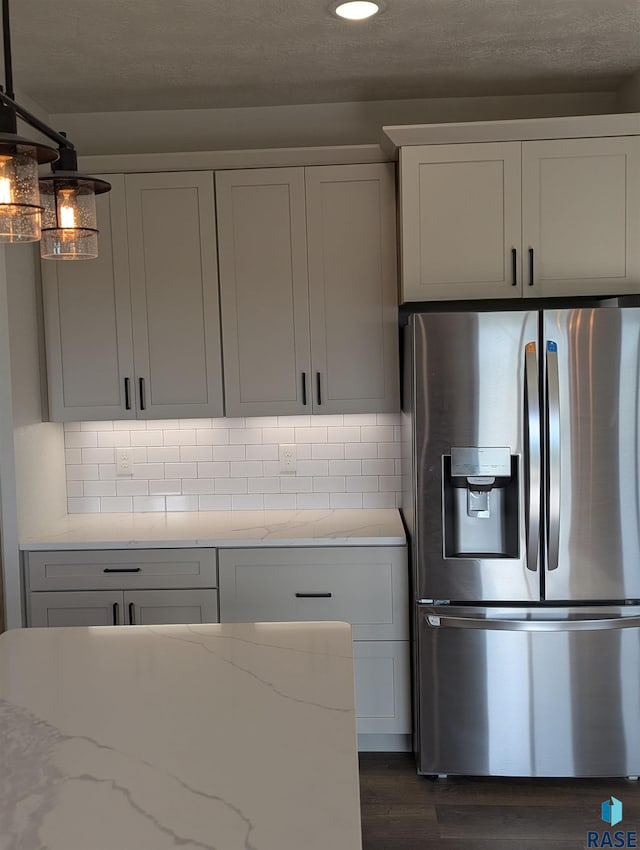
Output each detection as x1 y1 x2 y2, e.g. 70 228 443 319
410 311 540 603
543 308 640 601
417 605 640 777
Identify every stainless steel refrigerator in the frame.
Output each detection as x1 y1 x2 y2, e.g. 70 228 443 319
403 308 640 778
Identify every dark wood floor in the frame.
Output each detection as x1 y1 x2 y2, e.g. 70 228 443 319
359 754 640 850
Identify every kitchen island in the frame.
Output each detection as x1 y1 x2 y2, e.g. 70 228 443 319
0 621 362 850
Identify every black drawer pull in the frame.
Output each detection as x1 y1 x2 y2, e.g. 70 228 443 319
103 567 142 574
295 592 332 598
112 602 120 625
129 602 136 625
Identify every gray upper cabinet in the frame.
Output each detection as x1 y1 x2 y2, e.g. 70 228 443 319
215 168 312 416
399 136 640 302
43 175 136 421
43 172 224 421
216 163 399 416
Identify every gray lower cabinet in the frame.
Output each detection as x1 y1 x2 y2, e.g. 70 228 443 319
25 549 219 627
218 545 410 749
29 588 219 627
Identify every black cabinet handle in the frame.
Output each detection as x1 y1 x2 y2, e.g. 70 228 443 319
316 372 322 406
295 592 333 598
139 377 146 410
124 377 131 410
511 248 517 286
302 372 308 406
528 248 534 286
103 567 142 574
128 602 136 625
112 602 120 625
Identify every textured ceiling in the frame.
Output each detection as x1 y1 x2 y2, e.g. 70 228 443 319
9 0 640 113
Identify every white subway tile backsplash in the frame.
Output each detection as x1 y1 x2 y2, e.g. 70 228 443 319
84 481 117 497
101 496 133 512
197 461 231 478
166 495 199 511
147 446 180 464
264 494 297 509
182 479 215 495
116 480 149 497
248 477 281 494
214 478 248 495
165 462 198 479
327 426 360 443
212 445 246 462
330 493 363 509
133 496 166 511
163 429 196 446
198 495 232 510
312 443 344 460
65 432 98 449
66 481 84 498
229 428 262 445
82 447 115 464
296 493 330 509
65 413 402 513
231 494 265 511
179 445 213 463
345 442 378 459
149 479 182 496
346 476 378 492
131 430 164 447
328 460 361 477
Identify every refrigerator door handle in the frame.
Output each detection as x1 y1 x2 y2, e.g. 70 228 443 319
425 614 640 632
525 342 540 572
546 341 561 571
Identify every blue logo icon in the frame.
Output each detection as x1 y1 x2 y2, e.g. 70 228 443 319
602 797 623 827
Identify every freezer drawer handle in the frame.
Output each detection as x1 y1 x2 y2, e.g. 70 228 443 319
425 615 640 632
103 567 142 573
524 341 541 572
295 592 332 598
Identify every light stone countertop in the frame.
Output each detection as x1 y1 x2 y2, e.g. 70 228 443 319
0 621 362 850
19 508 406 550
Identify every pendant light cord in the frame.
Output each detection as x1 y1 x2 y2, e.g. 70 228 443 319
2 0 14 100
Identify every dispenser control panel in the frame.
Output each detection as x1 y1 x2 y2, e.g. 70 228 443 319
450 447 511 478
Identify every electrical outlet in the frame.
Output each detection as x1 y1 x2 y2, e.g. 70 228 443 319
279 444 297 475
116 449 133 475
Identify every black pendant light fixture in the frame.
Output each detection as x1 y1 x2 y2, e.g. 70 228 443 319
0 0 110 258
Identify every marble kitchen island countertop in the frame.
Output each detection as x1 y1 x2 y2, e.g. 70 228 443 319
0 621 362 850
19 508 406 550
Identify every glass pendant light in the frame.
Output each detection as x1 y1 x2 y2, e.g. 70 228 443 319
39 146 111 260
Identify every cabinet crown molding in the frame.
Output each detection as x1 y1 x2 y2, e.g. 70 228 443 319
382 112 640 155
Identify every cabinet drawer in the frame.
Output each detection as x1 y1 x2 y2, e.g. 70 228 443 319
218 547 408 640
26 549 217 591
354 640 411 734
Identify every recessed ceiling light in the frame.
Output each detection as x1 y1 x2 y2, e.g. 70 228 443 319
333 1 381 21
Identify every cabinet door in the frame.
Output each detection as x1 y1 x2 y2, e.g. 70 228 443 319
42 174 135 421
126 172 224 418
522 137 640 298
216 168 311 416
353 641 411 734
124 589 219 625
400 142 522 301
306 164 399 414
29 591 124 627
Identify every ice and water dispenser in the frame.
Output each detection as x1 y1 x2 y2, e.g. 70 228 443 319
442 447 519 558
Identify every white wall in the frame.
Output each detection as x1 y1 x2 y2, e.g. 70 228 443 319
53 91 618 156
7 246 67 538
